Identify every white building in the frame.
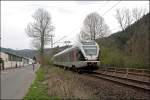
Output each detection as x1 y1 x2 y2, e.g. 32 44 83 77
0 51 31 69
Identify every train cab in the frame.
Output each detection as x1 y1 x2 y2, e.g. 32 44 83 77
52 40 100 70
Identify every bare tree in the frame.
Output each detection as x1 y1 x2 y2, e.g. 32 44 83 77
115 8 127 31
82 12 110 40
124 9 133 27
25 8 54 64
31 39 41 50
115 8 147 31
132 7 147 22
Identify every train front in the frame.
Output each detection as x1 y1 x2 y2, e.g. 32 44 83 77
81 41 100 69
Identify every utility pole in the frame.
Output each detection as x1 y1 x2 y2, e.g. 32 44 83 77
50 34 54 48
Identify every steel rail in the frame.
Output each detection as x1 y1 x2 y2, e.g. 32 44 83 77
83 71 150 92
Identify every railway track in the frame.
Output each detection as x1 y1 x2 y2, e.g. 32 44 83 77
83 71 150 92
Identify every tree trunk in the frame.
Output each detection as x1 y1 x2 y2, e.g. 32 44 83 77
40 31 45 65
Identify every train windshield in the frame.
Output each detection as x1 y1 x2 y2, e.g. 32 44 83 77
83 46 97 55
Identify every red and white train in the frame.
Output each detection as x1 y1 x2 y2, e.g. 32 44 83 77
52 40 100 71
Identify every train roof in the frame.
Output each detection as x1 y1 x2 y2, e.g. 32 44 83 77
52 40 98 58
80 40 96 45
53 45 77 57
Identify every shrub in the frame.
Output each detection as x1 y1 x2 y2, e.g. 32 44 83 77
100 46 125 67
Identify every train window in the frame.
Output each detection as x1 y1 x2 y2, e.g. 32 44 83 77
71 50 74 61
82 42 95 45
78 50 85 61
68 51 72 62
63 53 69 62
76 48 85 61
83 46 97 55
61 54 63 62
68 52 70 61
67 53 69 62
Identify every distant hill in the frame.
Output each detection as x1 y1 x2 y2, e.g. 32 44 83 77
96 12 149 68
15 49 37 59
1 45 70 59
1 47 37 59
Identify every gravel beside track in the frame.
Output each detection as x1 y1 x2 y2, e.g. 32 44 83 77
78 71 150 100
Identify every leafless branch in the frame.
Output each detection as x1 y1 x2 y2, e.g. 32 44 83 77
25 8 55 58
82 12 110 40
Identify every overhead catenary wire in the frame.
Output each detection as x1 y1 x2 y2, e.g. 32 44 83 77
97 0 110 12
97 0 121 34
102 0 121 16
52 27 80 47
67 1 121 41
53 1 121 47
52 36 67 45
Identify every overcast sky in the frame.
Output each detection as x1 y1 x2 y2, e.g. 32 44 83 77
1 1 149 50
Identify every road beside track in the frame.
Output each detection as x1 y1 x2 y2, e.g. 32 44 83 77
1 64 40 99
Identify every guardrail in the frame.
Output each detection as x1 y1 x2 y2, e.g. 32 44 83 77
99 67 150 77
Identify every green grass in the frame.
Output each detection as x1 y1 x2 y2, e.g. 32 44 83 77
24 67 50 100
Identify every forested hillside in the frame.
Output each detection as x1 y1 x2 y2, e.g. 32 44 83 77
97 13 149 69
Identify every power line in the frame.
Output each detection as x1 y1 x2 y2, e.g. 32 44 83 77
53 1 121 47
69 1 121 40
97 0 110 12
50 34 54 48
102 0 121 16
52 35 67 45
53 1 112 45
52 24 81 46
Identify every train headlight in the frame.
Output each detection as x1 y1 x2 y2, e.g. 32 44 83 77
85 57 88 60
